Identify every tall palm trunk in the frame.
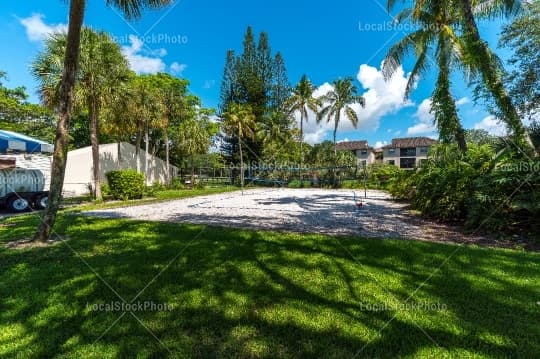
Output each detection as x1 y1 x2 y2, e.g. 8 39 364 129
299 111 304 165
165 131 170 186
89 95 102 200
238 130 244 191
33 0 85 242
333 112 340 157
459 0 537 155
144 119 149 184
135 125 142 172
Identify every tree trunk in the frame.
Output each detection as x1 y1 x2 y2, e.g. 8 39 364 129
299 110 304 168
33 0 86 242
455 127 468 153
144 120 149 184
135 127 142 172
459 0 537 155
117 141 121 162
165 130 170 186
89 96 101 200
239 130 244 191
333 113 340 157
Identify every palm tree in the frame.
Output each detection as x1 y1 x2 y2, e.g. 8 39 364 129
222 103 256 190
382 2 468 152
32 28 130 200
317 77 366 156
286 75 321 160
387 0 536 154
33 0 173 242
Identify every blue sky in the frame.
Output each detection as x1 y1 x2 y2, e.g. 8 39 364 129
0 0 511 147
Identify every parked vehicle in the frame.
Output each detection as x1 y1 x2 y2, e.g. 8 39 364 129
0 168 48 212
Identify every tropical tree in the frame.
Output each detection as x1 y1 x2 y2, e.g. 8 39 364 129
499 0 540 125
149 73 190 184
33 0 172 242
286 75 321 162
32 27 130 200
222 103 256 189
317 77 366 156
387 0 536 154
383 2 468 152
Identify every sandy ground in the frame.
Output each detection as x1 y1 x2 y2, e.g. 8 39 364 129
83 188 499 246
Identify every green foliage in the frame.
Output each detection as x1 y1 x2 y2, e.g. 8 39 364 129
387 169 417 201
366 163 401 189
389 143 540 235
499 0 540 125
0 71 56 142
170 177 186 190
144 181 167 197
287 180 311 188
219 26 291 162
105 169 145 200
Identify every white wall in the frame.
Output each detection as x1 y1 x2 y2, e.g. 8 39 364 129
63 142 178 197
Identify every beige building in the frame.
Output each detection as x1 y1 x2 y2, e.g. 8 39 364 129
382 137 437 169
63 142 178 196
336 140 375 166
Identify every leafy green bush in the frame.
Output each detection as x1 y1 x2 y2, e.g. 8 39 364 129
341 179 363 189
367 163 401 189
387 169 417 200
391 143 540 235
288 180 311 188
170 177 185 190
143 181 167 197
105 170 145 200
101 184 111 198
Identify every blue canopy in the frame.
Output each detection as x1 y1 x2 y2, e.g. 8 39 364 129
0 130 53 154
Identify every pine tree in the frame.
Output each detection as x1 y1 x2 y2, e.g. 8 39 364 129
218 26 291 162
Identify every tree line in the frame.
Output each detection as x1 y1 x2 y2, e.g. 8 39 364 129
0 0 535 241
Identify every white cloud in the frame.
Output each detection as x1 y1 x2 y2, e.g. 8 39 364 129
407 98 437 135
298 62 412 144
20 13 67 42
374 140 388 148
474 115 507 136
203 80 216 89
121 35 166 74
170 62 187 75
456 97 470 106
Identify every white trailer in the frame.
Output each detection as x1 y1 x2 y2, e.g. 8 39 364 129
0 168 48 212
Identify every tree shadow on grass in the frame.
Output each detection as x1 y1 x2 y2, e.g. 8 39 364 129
0 216 539 357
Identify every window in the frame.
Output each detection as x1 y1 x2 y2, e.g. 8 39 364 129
360 149 368 155
360 160 367 166
387 160 395 165
388 148 395 154
400 147 416 157
419 146 428 154
400 158 416 169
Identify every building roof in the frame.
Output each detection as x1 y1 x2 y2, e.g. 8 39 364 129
335 140 371 151
0 130 53 153
383 137 437 148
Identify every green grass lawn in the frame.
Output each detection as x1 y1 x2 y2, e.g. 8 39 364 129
1 214 539 358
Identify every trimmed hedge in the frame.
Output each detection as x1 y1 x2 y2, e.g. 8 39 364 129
105 169 145 200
